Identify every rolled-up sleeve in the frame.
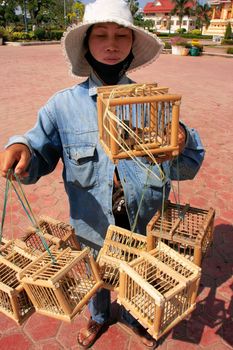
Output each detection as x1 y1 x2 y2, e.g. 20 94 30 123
5 105 62 184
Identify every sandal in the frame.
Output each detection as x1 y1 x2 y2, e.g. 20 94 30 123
132 324 157 348
77 318 105 349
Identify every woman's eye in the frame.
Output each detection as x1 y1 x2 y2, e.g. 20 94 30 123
94 32 106 37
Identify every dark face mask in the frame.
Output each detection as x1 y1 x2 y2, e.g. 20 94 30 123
85 50 134 85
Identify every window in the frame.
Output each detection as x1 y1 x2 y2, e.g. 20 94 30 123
182 20 187 25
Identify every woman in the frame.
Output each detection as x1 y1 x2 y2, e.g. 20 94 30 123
0 0 205 348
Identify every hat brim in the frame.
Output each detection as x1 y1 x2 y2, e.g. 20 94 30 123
62 19 164 77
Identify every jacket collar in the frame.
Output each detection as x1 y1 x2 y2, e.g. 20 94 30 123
88 70 131 97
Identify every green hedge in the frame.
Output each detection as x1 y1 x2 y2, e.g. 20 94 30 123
1 28 64 42
157 32 213 40
227 47 233 54
32 28 64 41
222 39 233 45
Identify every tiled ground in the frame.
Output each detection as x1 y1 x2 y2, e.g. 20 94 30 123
0 45 232 349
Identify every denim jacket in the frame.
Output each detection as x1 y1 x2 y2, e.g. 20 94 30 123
7 74 205 248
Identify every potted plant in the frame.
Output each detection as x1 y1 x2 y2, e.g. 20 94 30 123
190 39 203 56
170 36 190 56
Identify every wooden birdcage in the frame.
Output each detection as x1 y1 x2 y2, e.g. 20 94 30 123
96 225 147 291
0 237 10 252
147 201 215 266
38 216 81 250
0 238 37 268
117 243 201 341
97 83 181 163
22 226 65 256
18 247 103 321
23 216 81 254
0 254 34 324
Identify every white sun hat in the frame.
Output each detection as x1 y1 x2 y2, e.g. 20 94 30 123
62 0 164 77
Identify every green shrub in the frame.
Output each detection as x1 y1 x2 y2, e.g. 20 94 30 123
11 32 31 41
0 27 9 42
176 28 186 34
190 29 201 36
33 28 47 40
50 30 64 40
28 31 36 40
32 28 63 41
164 41 172 49
226 47 233 54
221 39 233 45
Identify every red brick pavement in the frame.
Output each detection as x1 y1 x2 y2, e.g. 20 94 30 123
0 45 232 349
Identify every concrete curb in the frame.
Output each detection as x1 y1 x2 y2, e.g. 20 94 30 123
202 51 233 58
4 40 60 46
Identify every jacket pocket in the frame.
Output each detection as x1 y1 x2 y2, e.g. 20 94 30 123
64 143 99 188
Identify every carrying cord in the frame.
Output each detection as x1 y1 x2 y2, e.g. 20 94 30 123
0 169 55 263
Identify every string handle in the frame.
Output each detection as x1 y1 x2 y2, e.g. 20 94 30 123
0 169 55 263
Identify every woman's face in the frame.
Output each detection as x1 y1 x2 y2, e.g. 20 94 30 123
88 22 133 65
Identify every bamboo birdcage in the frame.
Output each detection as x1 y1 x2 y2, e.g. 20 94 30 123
97 83 181 163
0 253 35 324
18 247 103 321
96 225 147 291
23 216 81 254
117 243 201 341
22 227 64 256
0 238 37 268
37 216 81 250
147 201 215 266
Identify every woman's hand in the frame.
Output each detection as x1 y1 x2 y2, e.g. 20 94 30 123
0 143 31 178
145 124 187 164
177 124 187 154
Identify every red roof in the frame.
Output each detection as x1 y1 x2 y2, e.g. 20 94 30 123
143 0 194 14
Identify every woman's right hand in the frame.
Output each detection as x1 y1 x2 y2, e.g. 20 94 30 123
0 143 31 178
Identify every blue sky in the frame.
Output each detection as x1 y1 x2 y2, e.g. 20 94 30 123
81 1 150 9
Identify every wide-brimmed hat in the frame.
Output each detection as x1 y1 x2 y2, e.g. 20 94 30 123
62 0 164 77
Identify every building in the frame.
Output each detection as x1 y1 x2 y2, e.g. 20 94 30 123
143 0 197 33
202 0 233 37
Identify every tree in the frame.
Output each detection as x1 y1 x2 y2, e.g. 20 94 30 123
224 21 232 39
126 0 139 17
67 1 85 24
0 0 19 27
143 19 155 31
134 12 145 27
171 0 194 29
195 3 211 30
15 0 77 27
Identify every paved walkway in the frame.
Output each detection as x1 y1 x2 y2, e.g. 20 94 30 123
0 44 232 350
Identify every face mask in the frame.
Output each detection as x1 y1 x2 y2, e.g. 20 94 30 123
85 50 134 85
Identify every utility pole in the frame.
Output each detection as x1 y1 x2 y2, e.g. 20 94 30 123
64 0 67 28
23 0 28 32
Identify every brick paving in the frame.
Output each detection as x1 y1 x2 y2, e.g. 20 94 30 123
0 44 232 350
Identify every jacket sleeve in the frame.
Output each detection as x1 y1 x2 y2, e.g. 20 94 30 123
5 105 62 184
168 122 205 181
